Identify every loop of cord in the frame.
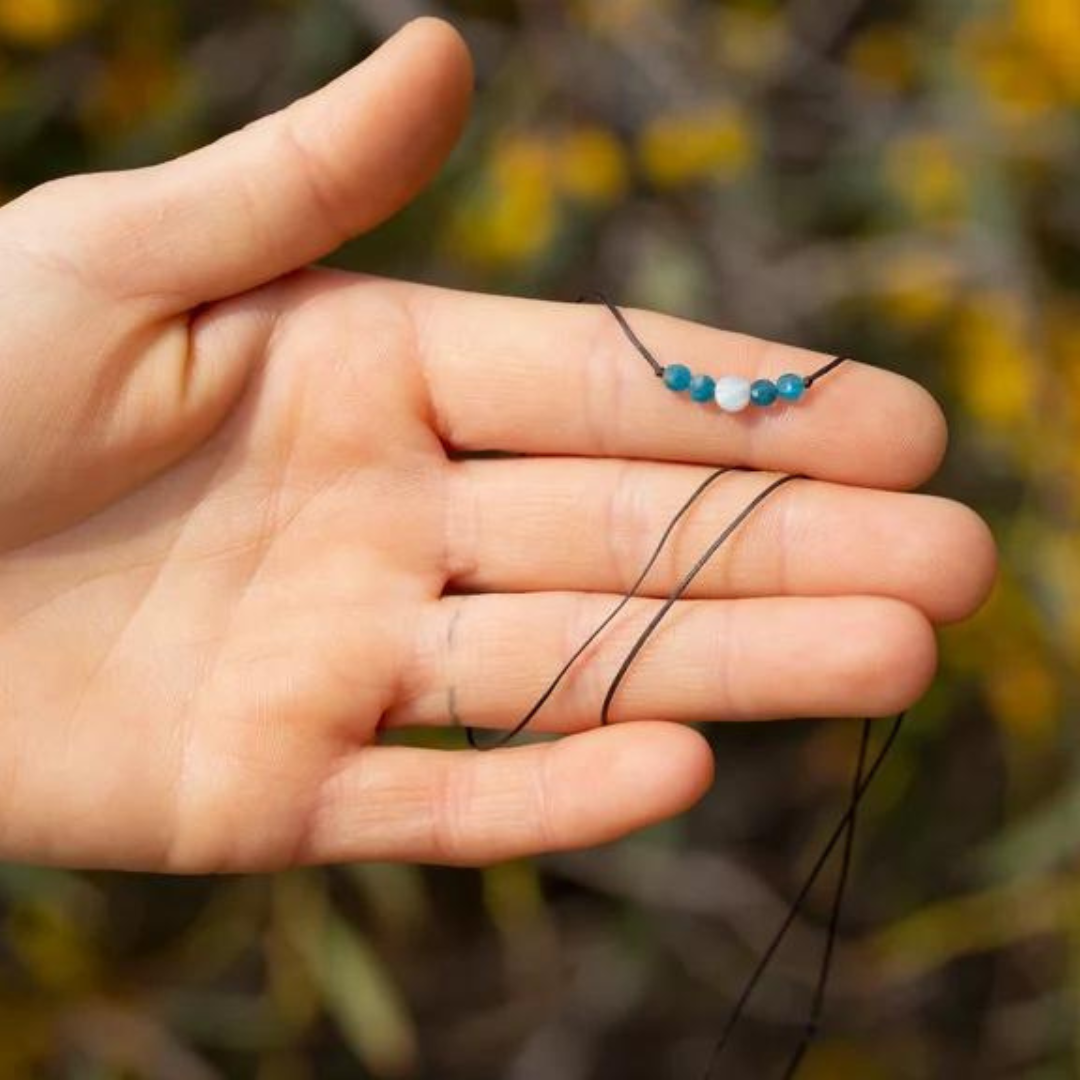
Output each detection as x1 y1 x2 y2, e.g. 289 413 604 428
461 296 901 1079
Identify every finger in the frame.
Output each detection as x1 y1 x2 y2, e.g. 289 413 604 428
300 722 714 865
388 593 937 733
405 286 945 489
4 18 472 308
447 461 998 624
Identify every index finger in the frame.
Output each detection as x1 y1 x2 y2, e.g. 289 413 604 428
405 285 946 489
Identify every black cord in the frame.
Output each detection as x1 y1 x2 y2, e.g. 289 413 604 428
578 291 666 377
600 473 799 725
780 717 871 1080
462 295 901 1079
465 464 731 748
701 713 906 1079
803 355 847 388
578 293 847 389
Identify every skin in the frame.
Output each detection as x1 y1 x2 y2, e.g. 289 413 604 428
0 19 996 872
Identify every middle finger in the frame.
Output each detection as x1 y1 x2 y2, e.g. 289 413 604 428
444 458 995 625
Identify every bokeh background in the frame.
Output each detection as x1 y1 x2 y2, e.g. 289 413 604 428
0 0 1075 1077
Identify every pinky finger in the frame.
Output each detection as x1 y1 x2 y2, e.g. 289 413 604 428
301 722 715 866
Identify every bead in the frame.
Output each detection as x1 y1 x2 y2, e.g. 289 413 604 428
750 378 779 407
689 373 716 402
663 363 692 392
776 373 806 401
714 375 751 413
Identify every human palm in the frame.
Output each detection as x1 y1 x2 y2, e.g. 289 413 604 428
0 20 995 872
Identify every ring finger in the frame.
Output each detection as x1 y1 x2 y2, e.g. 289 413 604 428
387 592 937 733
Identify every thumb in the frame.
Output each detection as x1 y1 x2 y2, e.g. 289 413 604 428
7 17 473 309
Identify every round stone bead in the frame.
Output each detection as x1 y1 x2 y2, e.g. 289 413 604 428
663 363 693 392
776 372 806 401
714 375 751 413
689 373 716 402
750 378 779 407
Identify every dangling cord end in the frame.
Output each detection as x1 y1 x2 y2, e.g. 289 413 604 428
779 717 872 1079
701 713 905 1079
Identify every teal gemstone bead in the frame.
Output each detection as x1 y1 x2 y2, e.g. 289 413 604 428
750 378 779 407
689 373 716 402
663 364 692 392
776 373 806 401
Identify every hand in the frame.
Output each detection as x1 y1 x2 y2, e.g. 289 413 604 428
0 19 995 872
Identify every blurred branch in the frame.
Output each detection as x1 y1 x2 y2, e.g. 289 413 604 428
786 0 864 66
545 842 825 959
61 1002 222 1080
869 873 1075 986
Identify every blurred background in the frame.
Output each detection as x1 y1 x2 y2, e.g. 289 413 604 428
0 0 1075 1077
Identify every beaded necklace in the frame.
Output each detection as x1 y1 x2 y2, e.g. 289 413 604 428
466 295 906 1078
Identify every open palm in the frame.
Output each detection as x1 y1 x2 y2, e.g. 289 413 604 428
0 20 995 872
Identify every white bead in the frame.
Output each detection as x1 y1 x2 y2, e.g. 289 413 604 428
714 375 751 413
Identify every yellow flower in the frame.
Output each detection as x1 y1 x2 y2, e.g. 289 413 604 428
1013 0 1080 101
713 8 784 78
951 295 1037 432
448 133 558 267
490 133 554 190
847 25 917 92
877 250 957 327
81 49 184 137
0 0 92 48
798 1041 890 1080
961 17 1058 123
986 650 1059 743
884 132 966 221
638 105 754 189
555 126 628 205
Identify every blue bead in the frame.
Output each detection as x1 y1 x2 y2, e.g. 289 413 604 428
750 378 779 406
663 364 692 392
776 373 806 401
688 373 716 402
